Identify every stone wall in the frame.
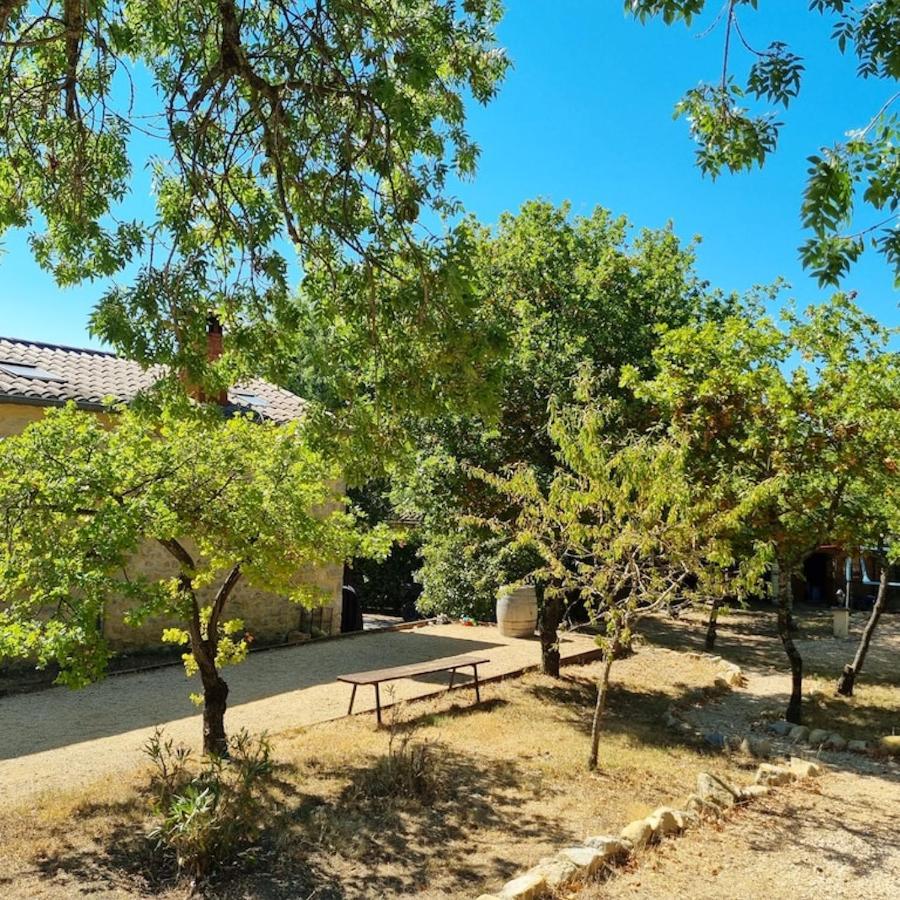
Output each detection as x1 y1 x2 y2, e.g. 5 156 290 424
104 539 344 649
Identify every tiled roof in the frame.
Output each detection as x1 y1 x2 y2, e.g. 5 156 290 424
0 336 305 424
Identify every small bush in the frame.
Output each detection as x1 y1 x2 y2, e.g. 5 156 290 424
353 694 437 804
143 728 278 884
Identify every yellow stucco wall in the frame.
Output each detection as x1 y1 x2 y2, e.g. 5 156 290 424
0 401 344 648
0 403 45 436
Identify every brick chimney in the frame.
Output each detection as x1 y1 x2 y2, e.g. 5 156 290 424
203 314 228 407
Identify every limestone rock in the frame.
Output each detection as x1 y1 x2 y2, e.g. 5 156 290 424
620 818 653 850
713 676 732 690
749 737 772 758
499 870 547 900
823 733 847 752
769 720 793 736
696 772 738 807
788 725 810 744
673 808 700 829
848 739 869 754
739 784 771 800
533 856 579 890
754 763 794 787
583 836 630 861
807 728 830 746
789 757 822 779
879 735 900 756
557 846 605 877
647 807 681 837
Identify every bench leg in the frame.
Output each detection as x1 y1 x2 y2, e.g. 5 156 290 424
374 682 382 727
347 683 357 716
473 664 481 703
448 668 456 691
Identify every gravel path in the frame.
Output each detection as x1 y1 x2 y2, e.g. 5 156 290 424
583 611 900 899
590 771 900 899
0 623 597 806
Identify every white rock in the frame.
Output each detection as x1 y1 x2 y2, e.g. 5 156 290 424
583 836 630 861
620 818 653 849
739 784 771 800
557 846 605 877
754 763 794 787
823 733 847 751
499 870 548 900
789 757 822 779
807 729 830 746
789 725 810 743
647 807 681 836
848 739 869 754
696 772 738 807
533 856 579 890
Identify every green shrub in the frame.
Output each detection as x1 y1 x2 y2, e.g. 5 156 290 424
416 528 540 621
143 728 278 883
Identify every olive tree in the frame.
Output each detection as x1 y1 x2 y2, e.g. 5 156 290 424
0 402 386 754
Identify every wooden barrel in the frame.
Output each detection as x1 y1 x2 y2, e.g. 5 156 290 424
496 585 538 638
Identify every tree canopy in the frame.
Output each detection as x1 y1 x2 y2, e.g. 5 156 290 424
628 1 899 286
627 293 900 721
0 0 508 377
0 402 387 752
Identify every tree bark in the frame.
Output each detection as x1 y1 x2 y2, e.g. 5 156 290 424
836 564 889 697
775 559 803 723
588 651 615 771
704 596 723 652
200 669 230 756
537 583 561 677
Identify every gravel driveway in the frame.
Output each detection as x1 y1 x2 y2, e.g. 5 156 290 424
0 623 598 805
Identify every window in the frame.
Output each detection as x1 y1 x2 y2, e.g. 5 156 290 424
231 390 268 407
0 361 66 382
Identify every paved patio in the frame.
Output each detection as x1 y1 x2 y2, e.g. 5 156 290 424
0 623 599 805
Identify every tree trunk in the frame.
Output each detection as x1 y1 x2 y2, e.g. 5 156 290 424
201 668 230 756
836 564 889 697
588 651 615 771
775 559 803 723
704 597 723 652
538 584 561 678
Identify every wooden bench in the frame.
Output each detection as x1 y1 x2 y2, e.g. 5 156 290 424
338 654 490 725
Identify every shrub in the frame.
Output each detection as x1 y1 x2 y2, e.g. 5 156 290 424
353 694 437 804
144 728 278 883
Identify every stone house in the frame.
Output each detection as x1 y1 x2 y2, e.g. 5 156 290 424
0 334 344 649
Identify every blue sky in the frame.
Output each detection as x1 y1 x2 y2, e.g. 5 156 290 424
1 2 896 350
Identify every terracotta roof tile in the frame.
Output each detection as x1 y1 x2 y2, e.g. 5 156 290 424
0 336 305 424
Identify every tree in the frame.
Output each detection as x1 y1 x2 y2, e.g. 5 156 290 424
474 372 726 769
0 1 508 376
628 1 899 285
376 201 730 675
628 294 900 722
0 402 385 754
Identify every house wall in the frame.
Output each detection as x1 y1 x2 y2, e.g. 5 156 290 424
0 401 345 648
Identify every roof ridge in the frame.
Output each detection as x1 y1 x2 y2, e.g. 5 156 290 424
0 335 117 358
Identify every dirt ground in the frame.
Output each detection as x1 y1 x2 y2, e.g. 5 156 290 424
574 606 900 900
1 607 898 899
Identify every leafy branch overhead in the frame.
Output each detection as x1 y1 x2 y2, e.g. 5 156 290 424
628 0 899 286
0 0 508 374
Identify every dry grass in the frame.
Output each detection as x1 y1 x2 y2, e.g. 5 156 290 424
0 647 752 900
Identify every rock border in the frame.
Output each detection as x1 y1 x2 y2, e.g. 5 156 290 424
474 759 822 900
